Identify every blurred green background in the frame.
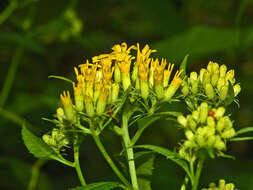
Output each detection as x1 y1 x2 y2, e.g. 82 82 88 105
0 0 253 189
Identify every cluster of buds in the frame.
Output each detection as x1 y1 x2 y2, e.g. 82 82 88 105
177 102 236 161
42 128 69 153
57 42 185 123
202 179 238 190
181 61 241 107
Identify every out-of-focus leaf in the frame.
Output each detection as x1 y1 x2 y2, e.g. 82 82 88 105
69 182 121 190
0 32 45 54
135 145 191 177
154 26 253 62
0 157 52 190
136 152 155 190
236 127 253 135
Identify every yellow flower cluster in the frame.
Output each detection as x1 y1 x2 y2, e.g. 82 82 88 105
59 42 184 120
202 179 238 190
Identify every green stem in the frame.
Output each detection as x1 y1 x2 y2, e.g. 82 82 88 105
0 0 18 25
0 47 24 108
74 145 86 186
91 130 131 187
192 158 205 190
122 113 139 190
27 160 46 190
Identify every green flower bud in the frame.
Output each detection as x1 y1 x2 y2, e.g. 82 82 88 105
190 72 198 94
56 108 65 122
60 91 75 121
220 64 227 78
207 116 215 128
212 62 219 72
177 115 187 127
84 96 95 117
42 134 56 147
202 71 211 86
155 83 164 99
140 80 149 99
217 77 226 92
192 110 199 122
199 68 207 82
96 88 109 115
205 83 215 99
185 130 194 141
207 61 214 72
187 115 197 130
214 136 226 150
114 64 121 82
211 69 219 86
122 73 131 91
111 83 119 103
199 102 208 124
214 107 225 119
225 70 235 84
222 128 235 139
181 85 189 96
216 117 226 132
197 134 206 147
207 135 216 147
225 183 235 190
206 126 215 136
219 179 226 189
219 84 229 101
184 140 194 148
233 84 241 97
131 63 138 82
209 182 216 188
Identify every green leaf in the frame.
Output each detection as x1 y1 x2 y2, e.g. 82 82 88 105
69 182 121 190
136 152 155 190
135 145 191 177
236 127 253 135
0 32 45 54
229 137 253 141
22 123 60 160
179 54 189 77
48 75 73 83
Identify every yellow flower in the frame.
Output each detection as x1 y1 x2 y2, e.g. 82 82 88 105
60 91 75 121
138 59 151 81
101 58 114 81
60 91 72 105
154 58 167 84
79 60 98 87
163 63 174 87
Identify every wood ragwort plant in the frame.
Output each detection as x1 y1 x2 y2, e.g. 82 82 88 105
22 42 253 190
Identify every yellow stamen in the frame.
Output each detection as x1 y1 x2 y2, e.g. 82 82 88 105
60 91 72 105
171 70 185 86
154 58 167 83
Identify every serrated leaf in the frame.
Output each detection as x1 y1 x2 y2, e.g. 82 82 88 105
229 137 253 141
69 182 121 190
136 152 155 190
48 75 73 83
135 145 191 177
236 127 253 135
22 123 59 160
179 54 189 77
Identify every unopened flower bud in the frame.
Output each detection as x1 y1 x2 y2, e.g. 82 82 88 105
220 64 227 78
177 115 187 127
187 115 197 130
42 134 56 147
141 80 149 99
207 61 214 72
206 126 215 136
214 136 226 150
184 140 194 148
205 83 215 99
222 128 235 139
192 111 199 122
211 69 219 86
202 71 211 86
219 179 226 189
225 183 235 190
114 64 121 82
111 83 119 103
122 73 131 91
199 102 208 124
217 117 226 132
190 72 198 94
207 135 216 147
214 107 225 119
181 85 189 96
57 108 65 122
84 96 95 117
185 130 194 141
60 91 75 121
233 84 241 97
155 83 164 99
131 63 138 82
207 116 215 128
217 77 226 92
197 135 206 147
96 88 108 115
199 68 206 82
225 70 235 84
219 84 229 101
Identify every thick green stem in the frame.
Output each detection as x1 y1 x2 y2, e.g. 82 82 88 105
74 145 86 186
192 158 204 190
122 113 139 190
91 130 131 187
